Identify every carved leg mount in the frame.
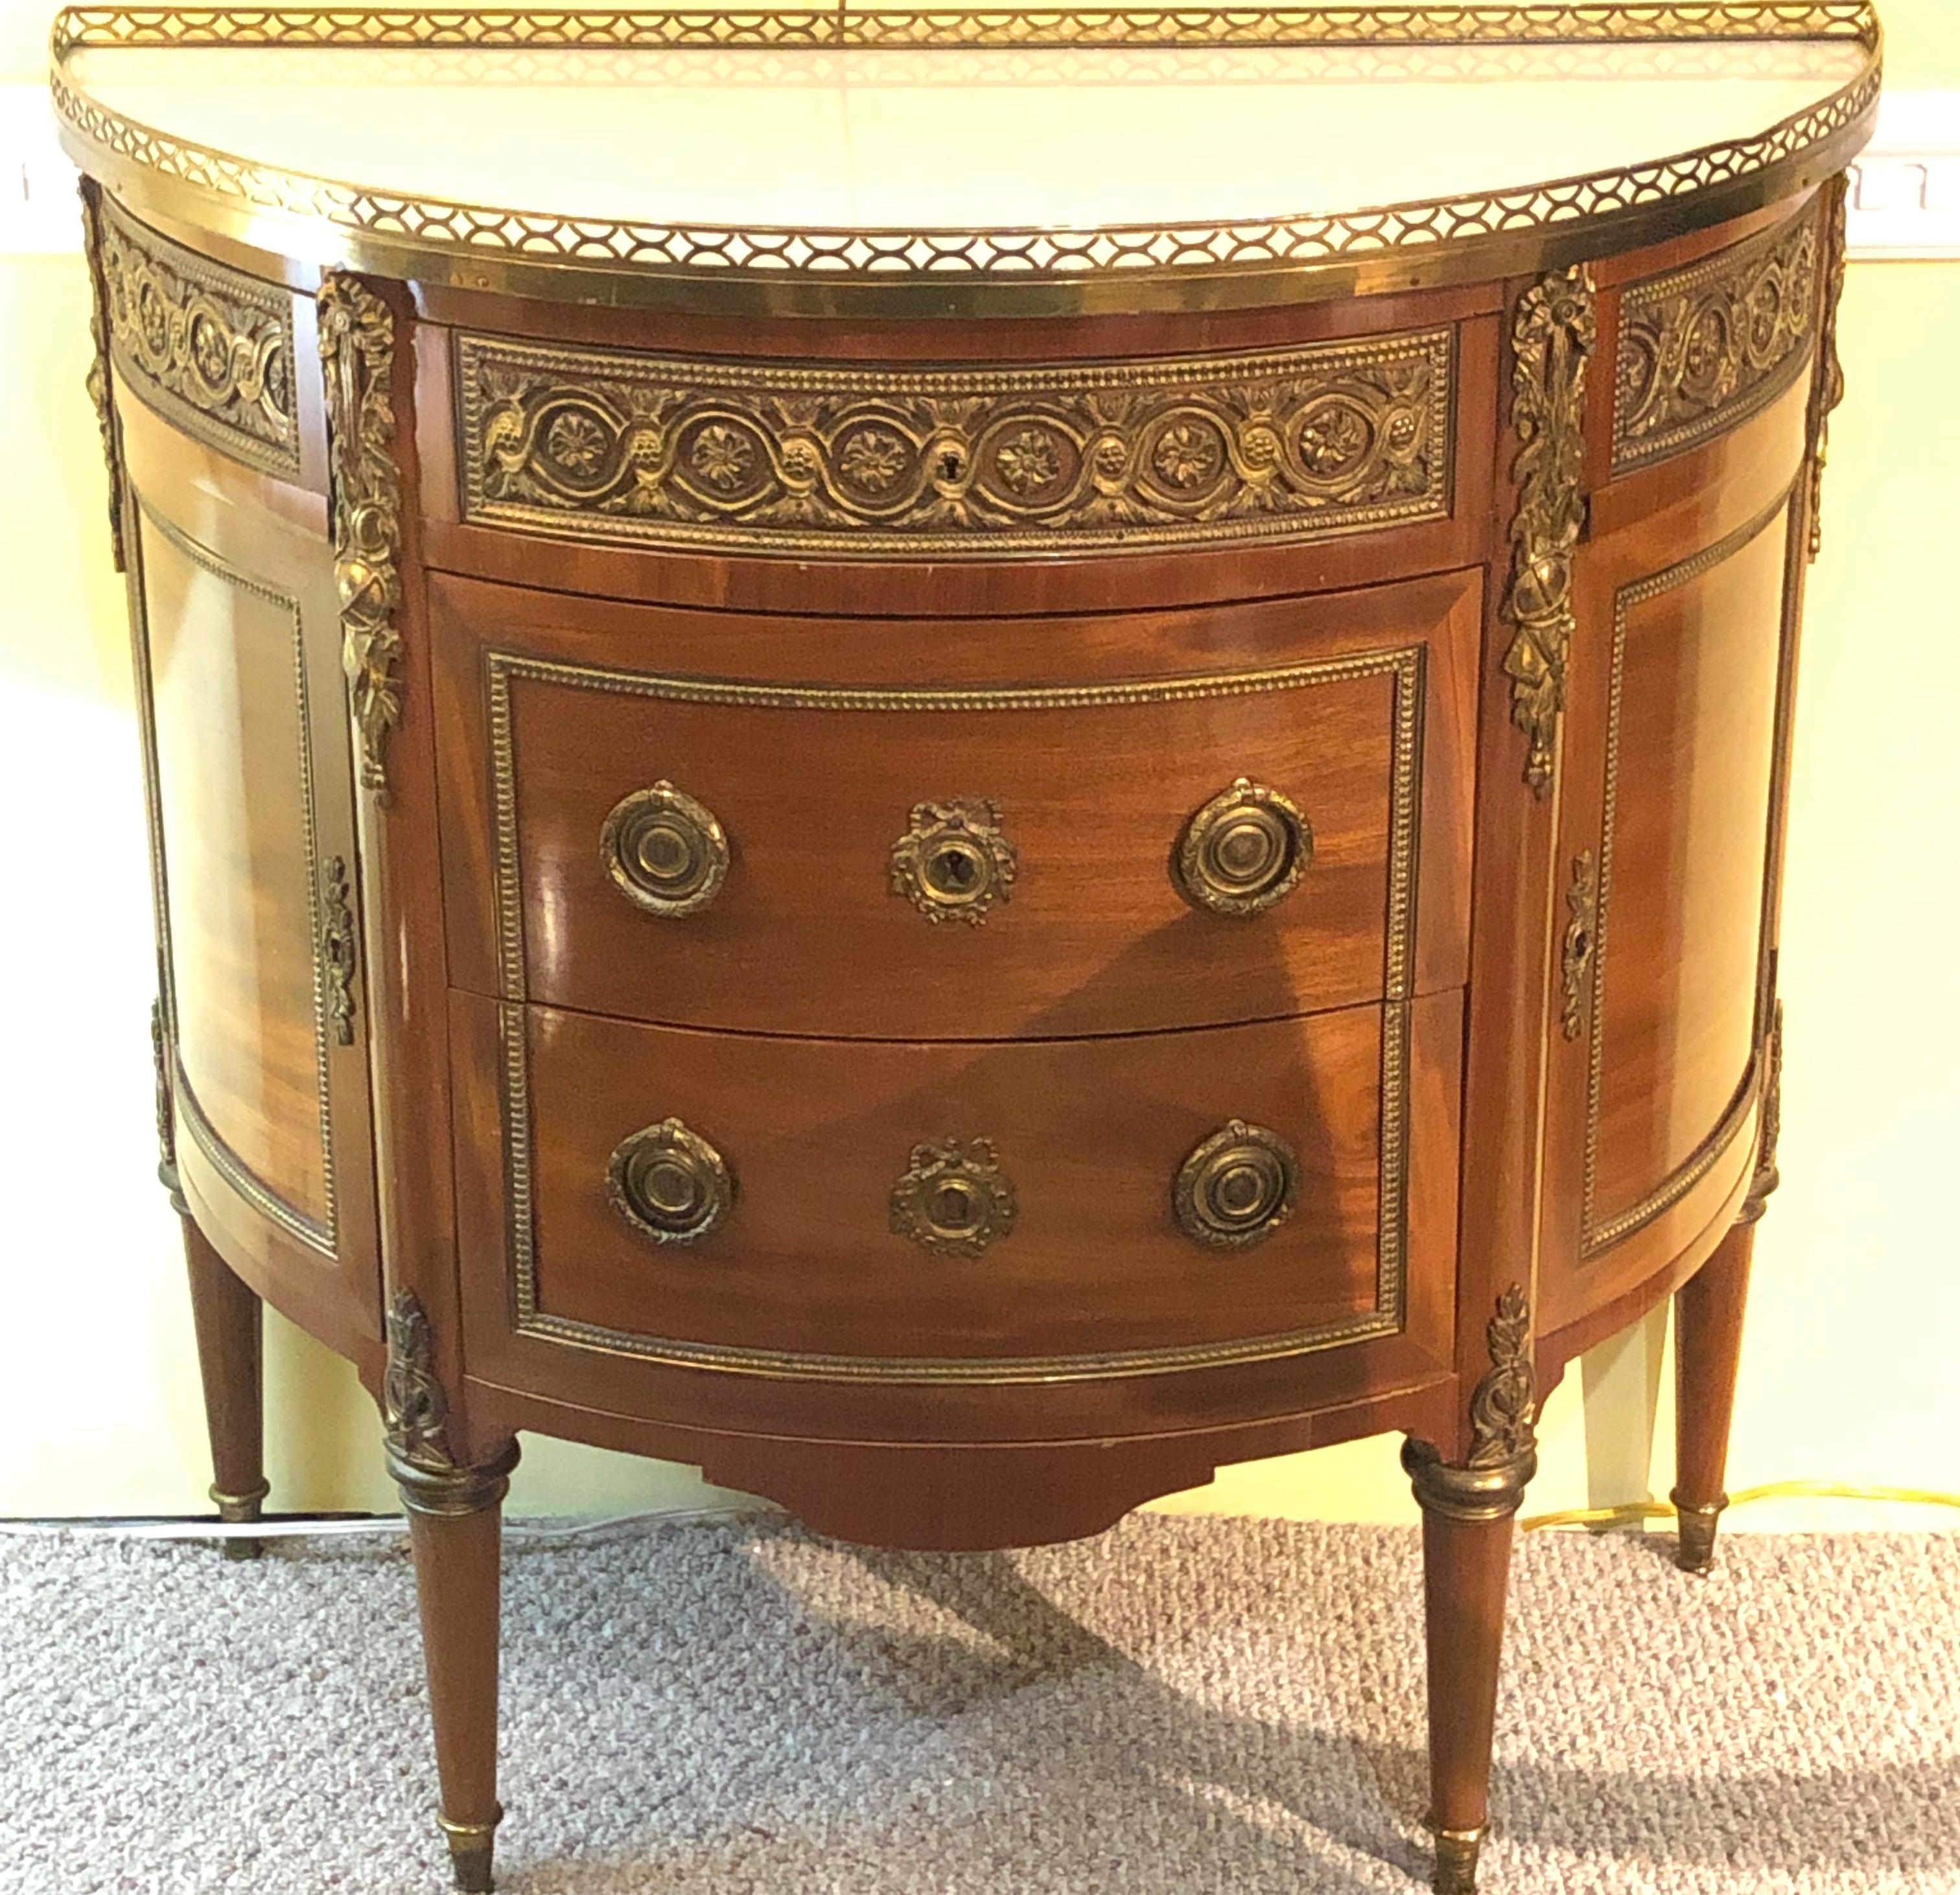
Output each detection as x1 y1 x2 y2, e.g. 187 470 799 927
1672 1003 1781 1574
384 1291 520 1893
1403 1286 1539 1894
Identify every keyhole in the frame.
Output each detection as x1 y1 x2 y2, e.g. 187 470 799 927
939 447 966 482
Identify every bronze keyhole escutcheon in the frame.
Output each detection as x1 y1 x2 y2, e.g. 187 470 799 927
890 1138 1018 1257
890 798 1017 924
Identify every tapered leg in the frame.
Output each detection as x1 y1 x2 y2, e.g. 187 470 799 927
1402 1284 1538 1893
1671 1220 1755 1574
1403 1443 1532 1894
1673 1001 1779 1574
181 1218 268 1560
393 1447 520 1892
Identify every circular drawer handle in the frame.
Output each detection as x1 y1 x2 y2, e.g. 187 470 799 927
890 1137 1018 1257
601 782 729 918
607 1117 733 1246
890 799 1016 925
1173 1120 1300 1251
1172 778 1312 918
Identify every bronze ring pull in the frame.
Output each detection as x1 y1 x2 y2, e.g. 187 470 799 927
1173 1120 1300 1251
601 781 729 917
889 798 1017 925
1172 777 1312 917
889 1138 1018 1257
607 1118 733 1246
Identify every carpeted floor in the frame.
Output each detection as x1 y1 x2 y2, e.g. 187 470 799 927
0 1515 1954 1894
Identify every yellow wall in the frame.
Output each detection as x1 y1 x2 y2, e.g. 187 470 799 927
1 5 1955 1531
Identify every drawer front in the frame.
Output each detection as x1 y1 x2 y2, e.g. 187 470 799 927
434 570 1476 1040
456 989 1460 1382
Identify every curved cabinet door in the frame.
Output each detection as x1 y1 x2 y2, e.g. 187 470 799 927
121 386 380 1351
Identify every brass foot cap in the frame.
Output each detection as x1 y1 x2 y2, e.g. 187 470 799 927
1672 1491 1727 1575
1429 1823 1487 1895
441 1809 500 1894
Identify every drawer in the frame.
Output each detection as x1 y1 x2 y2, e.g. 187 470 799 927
452 988 1462 1380
433 570 1476 1040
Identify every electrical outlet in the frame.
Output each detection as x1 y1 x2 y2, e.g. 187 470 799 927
0 86 82 257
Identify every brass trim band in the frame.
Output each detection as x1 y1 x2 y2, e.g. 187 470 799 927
458 329 1453 559
1613 200 1825 473
51 6 1880 319
97 196 298 476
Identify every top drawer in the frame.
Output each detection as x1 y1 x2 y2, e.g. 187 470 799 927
432 569 1477 1040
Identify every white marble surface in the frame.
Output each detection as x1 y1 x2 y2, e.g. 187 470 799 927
67 38 1869 232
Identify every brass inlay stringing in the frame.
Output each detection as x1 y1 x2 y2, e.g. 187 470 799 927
1173 1121 1301 1251
51 7 1880 319
1173 777 1312 918
97 196 298 476
1582 489 1795 1257
318 272 402 798
607 1118 734 1246
1502 264 1595 799
485 640 1423 1380
601 782 729 918
1560 848 1596 1042
1808 172 1851 562
459 330 1451 558
77 178 125 571
320 854 357 1045
1613 201 1823 472
135 497 337 1255
889 800 1017 925
890 1138 1019 1259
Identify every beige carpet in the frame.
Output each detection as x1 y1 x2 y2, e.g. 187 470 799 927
0 1515 1954 1894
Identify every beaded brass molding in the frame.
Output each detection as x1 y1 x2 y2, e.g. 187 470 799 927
1613 201 1823 472
484 642 1425 1381
1581 489 1795 1258
77 178 126 571
318 272 403 798
458 331 1451 559
1502 265 1595 798
134 497 338 1256
97 195 298 476
50 7 1881 319
1808 173 1850 562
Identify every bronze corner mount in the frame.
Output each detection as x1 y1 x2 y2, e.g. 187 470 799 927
382 1287 520 1516
1502 265 1596 800
1808 172 1851 564
77 176 125 574
1404 1285 1539 1520
318 270 404 802
1740 999 1784 1224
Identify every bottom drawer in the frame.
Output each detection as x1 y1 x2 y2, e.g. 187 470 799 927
454 990 1461 1382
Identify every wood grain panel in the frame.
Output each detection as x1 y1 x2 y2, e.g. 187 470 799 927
432 567 1477 1040
509 999 1417 1371
137 502 333 1240
1583 500 1790 1250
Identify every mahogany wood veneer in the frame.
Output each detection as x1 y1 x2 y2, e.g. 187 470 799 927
54 8 1878 1889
